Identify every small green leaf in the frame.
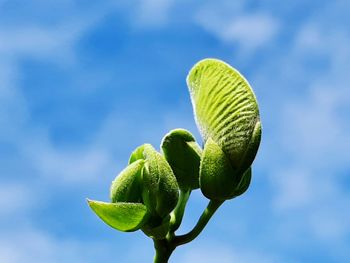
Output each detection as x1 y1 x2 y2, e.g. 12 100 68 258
87 200 149 232
110 159 144 203
200 138 238 200
187 58 261 173
161 129 202 191
129 144 146 164
142 144 179 218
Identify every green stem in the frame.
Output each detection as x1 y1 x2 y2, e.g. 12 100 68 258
172 199 223 246
169 190 191 233
153 198 223 262
153 239 175 263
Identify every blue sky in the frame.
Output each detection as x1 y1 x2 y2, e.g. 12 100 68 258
1 0 350 262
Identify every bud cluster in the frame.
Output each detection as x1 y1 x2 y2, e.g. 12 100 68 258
88 58 262 262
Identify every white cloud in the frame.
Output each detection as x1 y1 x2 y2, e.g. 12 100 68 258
309 209 350 241
175 241 277 263
295 24 324 51
220 15 278 49
281 86 350 169
271 168 315 210
0 183 39 218
135 0 175 27
0 79 116 184
271 167 350 244
0 7 108 135
0 228 117 263
0 61 29 140
26 141 114 183
0 27 65 56
0 210 152 263
0 5 121 185
195 2 279 54
0 25 77 67
264 14 350 248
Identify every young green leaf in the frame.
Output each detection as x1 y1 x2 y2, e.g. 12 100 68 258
161 129 202 191
110 159 144 203
187 58 261 173
200 138 239 200
87 200 149 232
129 144 146 164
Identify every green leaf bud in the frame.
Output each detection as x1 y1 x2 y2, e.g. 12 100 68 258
200 138 239 200
141 144 179 218
127 144 179 218
161 129 202 191
110 159 144 203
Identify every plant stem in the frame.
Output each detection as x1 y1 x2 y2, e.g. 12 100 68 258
172 199 223 246
153 199 223 262
153 239 175 263
169 190 191 233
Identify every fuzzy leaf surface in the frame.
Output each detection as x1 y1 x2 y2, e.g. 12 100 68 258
200 138 238 200
110 159 144 203
187 58 261 172
161 129 202 190
142 144 179 218
88 200 149 232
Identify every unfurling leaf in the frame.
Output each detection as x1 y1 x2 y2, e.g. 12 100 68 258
128 144 146 164
187 58 261 174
